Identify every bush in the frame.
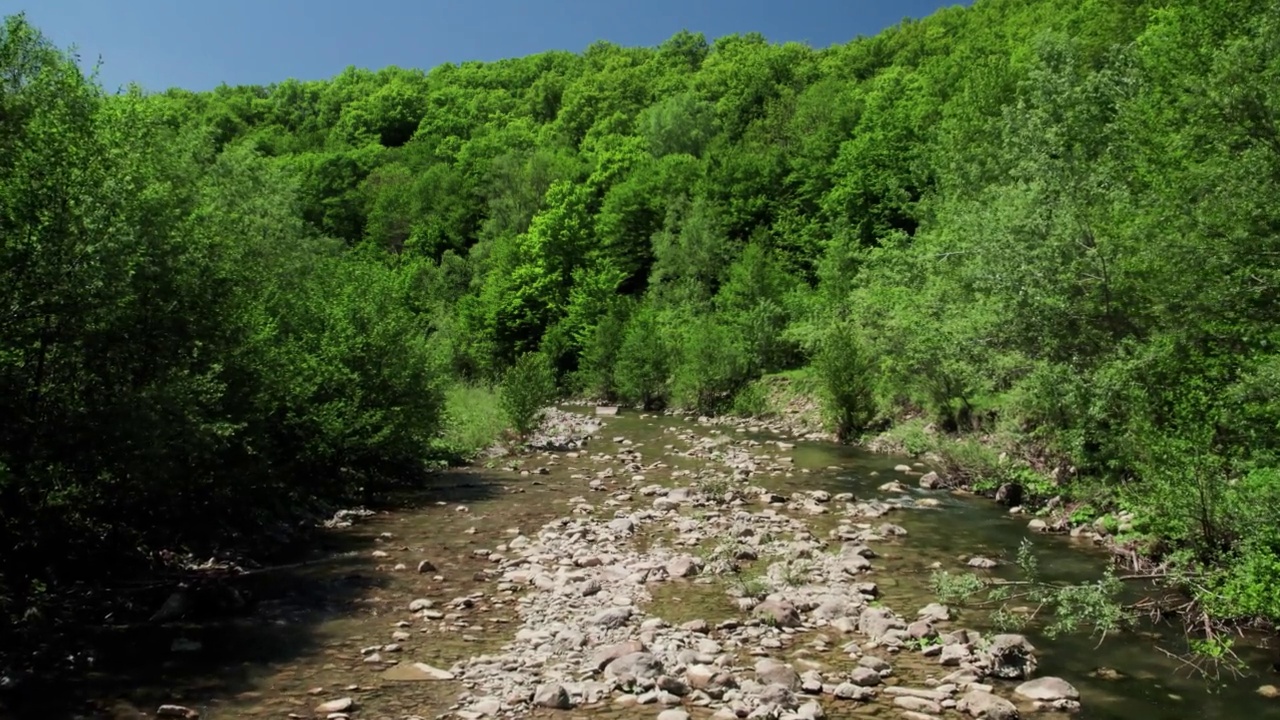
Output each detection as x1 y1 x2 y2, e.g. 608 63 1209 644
435 384 507 461
1069 503 1099 524
249 253 446 486
614 304 671 409
0 18 450 645
501 351 557 437
1202 542 1280 621
932 437 1005 489
729 380 771 418
884 419 936 456
575 299 631 400
815 322 877 441
671 316 751 414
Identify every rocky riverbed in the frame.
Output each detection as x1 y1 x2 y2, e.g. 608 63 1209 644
418 408 1080 720
35 407 1279 720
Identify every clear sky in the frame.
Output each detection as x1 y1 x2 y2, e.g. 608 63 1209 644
5 0 970 93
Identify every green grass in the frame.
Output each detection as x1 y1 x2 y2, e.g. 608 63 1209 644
874 418 935 455
432 383 508 463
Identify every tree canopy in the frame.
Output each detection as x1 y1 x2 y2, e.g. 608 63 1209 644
3 0 1280 657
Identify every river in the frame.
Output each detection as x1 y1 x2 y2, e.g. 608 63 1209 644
11 409 1279 720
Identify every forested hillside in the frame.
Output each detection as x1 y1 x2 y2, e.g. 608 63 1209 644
3 0 1280 655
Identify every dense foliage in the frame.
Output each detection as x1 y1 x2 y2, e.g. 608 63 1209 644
3 0 1280 649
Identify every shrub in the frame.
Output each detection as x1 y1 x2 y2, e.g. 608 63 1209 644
500 351 557 437
435 384 507 461
615 304 671 409
730 380 771 418
814 321 877 441
574 300 631 399
671 316 751 414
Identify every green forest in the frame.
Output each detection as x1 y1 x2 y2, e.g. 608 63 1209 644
2 0 1280 658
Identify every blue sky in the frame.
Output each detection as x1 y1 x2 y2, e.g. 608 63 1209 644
6 0 968 92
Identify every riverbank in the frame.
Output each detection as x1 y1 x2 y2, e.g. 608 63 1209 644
442 408 1077 720
6 406 1277 720
574 381 1126 552
577 381 1275 665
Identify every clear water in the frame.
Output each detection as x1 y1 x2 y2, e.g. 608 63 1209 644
11 410 1279 720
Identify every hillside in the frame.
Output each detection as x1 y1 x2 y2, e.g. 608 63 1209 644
2 0 1279 659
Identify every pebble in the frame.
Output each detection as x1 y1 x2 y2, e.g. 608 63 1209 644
214 410 1054 720
313 698 353 714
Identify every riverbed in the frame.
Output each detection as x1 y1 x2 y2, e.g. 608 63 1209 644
19 408 1280 720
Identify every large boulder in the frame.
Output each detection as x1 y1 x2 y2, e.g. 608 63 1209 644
590 640 645 671
959 690 1020 719
859 606 905 641
532 683 573 709
754 598 802 628
754 658 800 689
980 634 1037 680
1014 676 1079 701
604 652 663 683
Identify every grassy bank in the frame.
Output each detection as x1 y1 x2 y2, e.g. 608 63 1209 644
433 384 510 463
726 372 1280 645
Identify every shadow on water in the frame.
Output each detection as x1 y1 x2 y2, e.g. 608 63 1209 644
0 469 508 720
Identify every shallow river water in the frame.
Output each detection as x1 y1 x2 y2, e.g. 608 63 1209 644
15 409 1280 720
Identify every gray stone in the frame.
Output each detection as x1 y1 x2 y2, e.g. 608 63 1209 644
314 698 354 714
754 598 803 627
980 634 1037 680
591 640 646 671
918 603 951 621
800 669 824 694
757 683 799 709
666 554 703 578
849 666 882 686
939 643 971 666
857 654 892 673
907 620 936 639
755 658 800 689
833 682 876 701
681 618 710 633
859 606 905 640
469 697 502 716
533 683 572 709
894 696 944 714
1014 676 1079 701
591 606 633 628
959 690 1020 719
382 663 454 681
657 675 689 697
605 652 664 683
797 699 825 719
